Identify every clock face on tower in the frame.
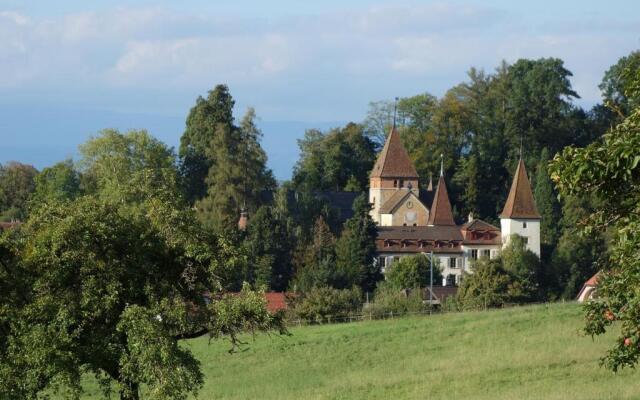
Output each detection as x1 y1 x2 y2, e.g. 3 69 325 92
405 211 417 224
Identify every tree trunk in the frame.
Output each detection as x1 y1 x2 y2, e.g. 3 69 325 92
119 380 140 400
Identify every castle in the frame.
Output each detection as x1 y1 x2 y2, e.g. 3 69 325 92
369 128 540 286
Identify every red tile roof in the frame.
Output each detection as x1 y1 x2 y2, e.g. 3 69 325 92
0 221 20 230
264 292 291 313
427 176 455 226
584 272 600 287
370 128 419 178
500 159 540 219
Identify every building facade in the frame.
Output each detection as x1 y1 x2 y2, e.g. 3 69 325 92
370 128 541 285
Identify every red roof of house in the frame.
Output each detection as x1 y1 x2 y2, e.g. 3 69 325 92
264 292 290 313
0 221 20 230
584 272 600 287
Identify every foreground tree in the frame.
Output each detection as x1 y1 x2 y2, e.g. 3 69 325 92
0 196 283 400
550 65 640 371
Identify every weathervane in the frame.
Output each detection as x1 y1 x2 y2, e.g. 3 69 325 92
440 153 444 177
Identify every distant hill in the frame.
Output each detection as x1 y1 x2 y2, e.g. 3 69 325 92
53 303 640 399
0 104 344 180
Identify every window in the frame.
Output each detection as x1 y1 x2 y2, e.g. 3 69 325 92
523 221 527 229
449 257 457 269
399 179 404 187
523 237 529 244
470 249 478 260
393 179 398 187
481 249 491 258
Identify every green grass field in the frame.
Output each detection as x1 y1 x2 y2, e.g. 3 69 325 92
64 303 640 399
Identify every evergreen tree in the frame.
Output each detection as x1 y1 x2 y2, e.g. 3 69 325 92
334 194 380 292
292 216 337 292
196 108 275 232
243 205 293 291
534 148 560 248
179 84 235 203
550 194 606 299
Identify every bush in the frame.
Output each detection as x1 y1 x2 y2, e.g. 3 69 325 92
291 286 362 322
362 284 425 318
385 254 442 289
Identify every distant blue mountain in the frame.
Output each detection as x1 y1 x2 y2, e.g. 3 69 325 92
0 104 345 180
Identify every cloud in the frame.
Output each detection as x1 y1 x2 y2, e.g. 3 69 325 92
0 3 638 119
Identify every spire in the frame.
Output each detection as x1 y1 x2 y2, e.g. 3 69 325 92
428 174 455 226
500 158 540 219
370 127 419 178
440 153 444 177
392 97 398 129
238 208 249 231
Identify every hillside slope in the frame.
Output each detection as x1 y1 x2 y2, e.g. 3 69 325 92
66 303 640 399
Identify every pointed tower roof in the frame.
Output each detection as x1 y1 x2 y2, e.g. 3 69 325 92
427 175 455 226
500 159 541 219
370 128 419 178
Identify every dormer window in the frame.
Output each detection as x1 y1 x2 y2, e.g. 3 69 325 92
523 221 527 229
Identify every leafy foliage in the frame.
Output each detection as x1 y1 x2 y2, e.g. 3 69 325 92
292 123 376 192
31 159 81 205
196 108 275 232
0 161 38 221
334 194 381 292
385 255 441 290
457 236 541 310
362 285 425 318
550 64 640 371
290 286 361 322
179 84 235 204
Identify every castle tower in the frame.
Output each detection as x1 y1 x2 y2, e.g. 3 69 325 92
427 172 455 226
500 158 541 256
369 127 419 224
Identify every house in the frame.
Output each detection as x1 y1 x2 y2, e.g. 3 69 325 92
370 127 541 285
577 273 600 302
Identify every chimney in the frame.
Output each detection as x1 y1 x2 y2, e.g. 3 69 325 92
238 208 248 231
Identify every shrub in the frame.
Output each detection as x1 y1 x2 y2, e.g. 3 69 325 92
291 286 362 322
362 284 425 318
385 254 442 289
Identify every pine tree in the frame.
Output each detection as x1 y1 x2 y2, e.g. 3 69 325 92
534 148 560 248
195 108 275 232
243 206 294 291
179 84 235 204
292 216 337 292
335 194 381 292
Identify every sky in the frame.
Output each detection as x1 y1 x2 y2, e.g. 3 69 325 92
0 0 639 179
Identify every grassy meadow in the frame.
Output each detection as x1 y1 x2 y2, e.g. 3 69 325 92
62 303 639 399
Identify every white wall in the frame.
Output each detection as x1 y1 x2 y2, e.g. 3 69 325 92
500 218 541 257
